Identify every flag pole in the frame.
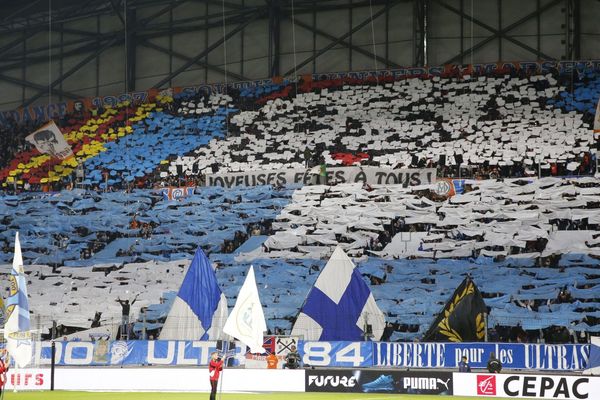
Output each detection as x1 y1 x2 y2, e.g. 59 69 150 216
12 358 17 394
216 342 231 400
216 356 225 400
484 312 489 342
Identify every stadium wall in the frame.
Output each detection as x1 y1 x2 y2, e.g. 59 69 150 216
307 370 600 399
5 367 600 399
53 368 305 392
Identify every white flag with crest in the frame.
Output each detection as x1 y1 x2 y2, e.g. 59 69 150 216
223 265 267 354
5 232 34 368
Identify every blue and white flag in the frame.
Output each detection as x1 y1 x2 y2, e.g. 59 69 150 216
223 265 267 354
5 232 34 367
291 246 385 341
159 248 228 340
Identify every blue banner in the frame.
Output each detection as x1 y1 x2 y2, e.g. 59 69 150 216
298 341 373 368
38 340 590 370
40 340 234 366
372 342 590 371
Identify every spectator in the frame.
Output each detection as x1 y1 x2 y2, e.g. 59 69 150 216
318 160 327 185
266 352 279 369
458 356 471 372
91 312 102 328
283 345 301 369
486 352 502 373
117 294 139 339
304 144 312 168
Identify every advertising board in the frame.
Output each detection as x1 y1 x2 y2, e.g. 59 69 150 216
305 369 453 395
453 373 600 399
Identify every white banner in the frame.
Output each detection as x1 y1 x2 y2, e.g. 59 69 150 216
206 167 436 188
453 372 600 399
25 120 73 160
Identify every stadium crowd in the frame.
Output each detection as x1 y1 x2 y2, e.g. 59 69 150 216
1 64 599 194
0 64 599 344
0 118 33 170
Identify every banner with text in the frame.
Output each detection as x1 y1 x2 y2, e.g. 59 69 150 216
206 167 436 188
306 369 453 394
299 341 373 368
39 340 238 366
37 340 590 371
4 369 51 391
373 342 589 371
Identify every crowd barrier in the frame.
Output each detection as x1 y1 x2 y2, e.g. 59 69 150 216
6 367 599 399
38 340 590 371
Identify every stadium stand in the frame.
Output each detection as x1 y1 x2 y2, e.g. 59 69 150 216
0 66 599 344
1 69 598 191
0 185 290 266
171 71 598 180
242 177 600 259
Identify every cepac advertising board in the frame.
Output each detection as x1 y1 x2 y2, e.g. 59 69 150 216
453 373 600 399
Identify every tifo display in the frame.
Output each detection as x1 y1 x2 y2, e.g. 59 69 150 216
0 58 599 399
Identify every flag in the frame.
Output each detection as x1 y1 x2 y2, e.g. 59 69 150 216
25 120 74 160
423 276 487 342
223 265 267 354
291 246 386 341
261 336 276 354
583 336 600 375
5 232 34 367
159 248 228 340
161 186 195 201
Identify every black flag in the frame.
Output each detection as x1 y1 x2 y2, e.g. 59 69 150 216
423 277 487 342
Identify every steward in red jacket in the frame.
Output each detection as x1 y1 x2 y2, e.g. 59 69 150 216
208 352 224 400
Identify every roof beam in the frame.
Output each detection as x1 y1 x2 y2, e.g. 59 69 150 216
152 10 263 88
435 0 562 64
139 39 250 82
282 1 398 77
286 13 402 70
21 36 121 108
0 73 81 100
